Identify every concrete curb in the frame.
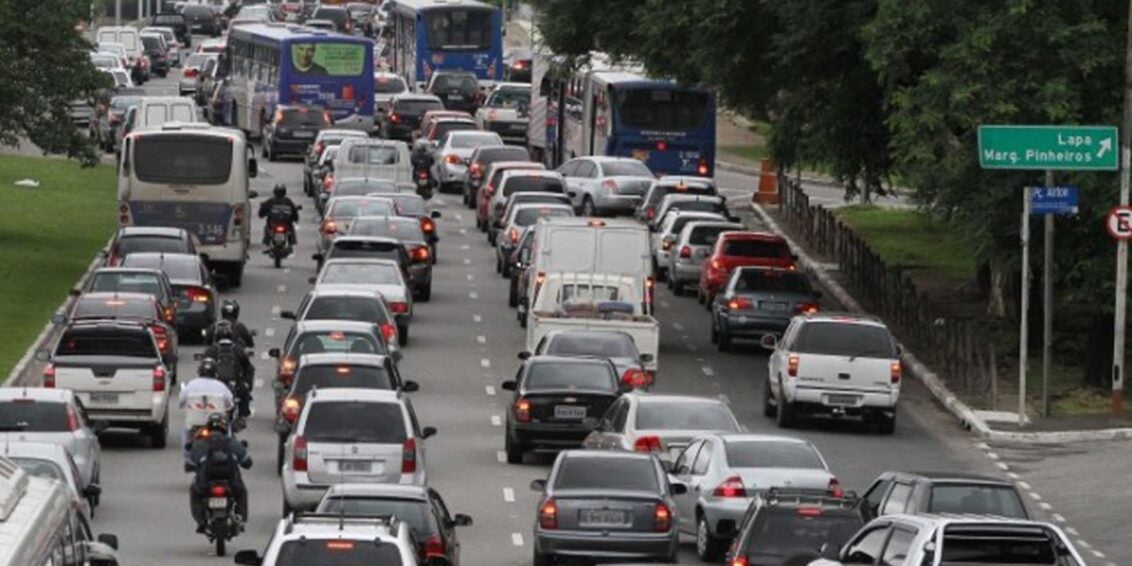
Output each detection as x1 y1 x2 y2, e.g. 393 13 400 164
750 202 1130 444
715 159 844 190
4 239 111 387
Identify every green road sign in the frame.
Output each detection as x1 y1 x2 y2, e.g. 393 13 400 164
978 125 1119 171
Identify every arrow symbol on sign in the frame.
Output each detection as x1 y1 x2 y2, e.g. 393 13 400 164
1098 138 1113 159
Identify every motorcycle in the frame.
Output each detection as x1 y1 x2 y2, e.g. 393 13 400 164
203 480 240 556
415 168 433 200
266 220 292 268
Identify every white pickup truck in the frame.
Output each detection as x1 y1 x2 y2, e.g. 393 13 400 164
526 272 660 372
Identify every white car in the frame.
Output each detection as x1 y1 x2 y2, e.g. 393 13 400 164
474 83 530 143
233 511 419 565
312 257 414 340
374 72 408 115
763 312 901 433
431 131 504 190
486 169 568 233
140 26 181 65
651 211 729 281
0 388 102 494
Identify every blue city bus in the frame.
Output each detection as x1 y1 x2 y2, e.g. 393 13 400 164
555 69 716 177
226 23 375 136
386 0 503 90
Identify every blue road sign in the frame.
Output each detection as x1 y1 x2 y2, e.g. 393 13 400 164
1029 185 1079 215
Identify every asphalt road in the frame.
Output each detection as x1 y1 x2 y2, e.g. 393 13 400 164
29 60 1122 566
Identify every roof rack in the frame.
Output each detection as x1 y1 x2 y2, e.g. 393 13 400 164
761 488 860 509
284 512 401 535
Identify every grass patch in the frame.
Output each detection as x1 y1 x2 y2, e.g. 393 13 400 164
0 155 116 377
835 205 976 281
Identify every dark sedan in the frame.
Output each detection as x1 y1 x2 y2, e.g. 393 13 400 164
263 105 331 161
529 330 653 389
711 266 821 351
120 252 217 336
378 94 444 141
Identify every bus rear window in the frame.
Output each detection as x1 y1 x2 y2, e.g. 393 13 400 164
425 8 492 51
616 89 709 132
133 136 233 185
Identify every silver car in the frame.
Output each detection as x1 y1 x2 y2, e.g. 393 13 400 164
666 220 746 294
651 193 730 232
3 441 99 518
431 131 504 190
652 211 729 281
0 388 102 491
495 203 574 276
374 73 408 115
582 393 742 457
668 433 838 561
317 196 396 255
311 257 414 342
178 53 214 95
558 156 656 216
281 388 435 513
474 83 530 144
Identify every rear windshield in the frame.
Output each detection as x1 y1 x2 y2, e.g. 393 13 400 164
554 456 658 491
183 5 212 15
431 74 478 92
649 185 713 205
375 76 407 94
670 215 721 237
328 199 394 218
281 109 330 127
723 239 791 258
514 207 572 226
734 270 811 294
451 133 501 149
940 527 1060 563
929 485 1028 518
295 365 392 395
477 146 529 165
115 236 188 256
603 161 652 177
742 511 861 555
141 36 162 50
291 332 382 357
274 540 403 565
329 242 404 264
10 458 66 483
303 401 405 443
133 135 232 185
349 219 424 241
616 88 709 132
668 201 723 215
689 225 733 246
544 333 638 358
502 176 564 196
525 361 615 391
152 14 185 25
389 196 427 216
72 298 156 320
111 96 143 111
320 263 401 285
0 401 68 432
635 401 737 431
394 99 443 115
334 182 395 198
89 273 165 298
724 441 824 469
348 145 400 165
320 497 434 536
434 122 478 140
305 297 389 323
791 322 895 358
121 256 200 282
486 88 529 108
56 329 156 357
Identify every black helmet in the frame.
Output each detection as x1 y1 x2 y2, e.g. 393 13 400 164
198 357 218 378
207 412 228 434
220 300 240 321
273 183 287 198
213 320 235 342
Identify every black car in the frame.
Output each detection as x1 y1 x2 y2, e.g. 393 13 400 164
725 489 864 566
60 291 180 379
348 214 437 271
140 34 170 77
182 4 223 37
426 70 482 114
262 105 332 161
91 93 143 153
711 266 822 351
859 470 1030 522
310 6 352 33
501 355 626 464
379 94 444 141
104 226 198 267
151 12 190 46
119 252 217 336
379 193 442 260
504 48 532 83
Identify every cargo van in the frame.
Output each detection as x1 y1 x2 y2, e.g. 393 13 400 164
120 97 201 139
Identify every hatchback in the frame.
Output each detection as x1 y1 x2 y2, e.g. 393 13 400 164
379 94 444 141
711 266 821 351
636 176 717 223
698 231 796 304
283 288 400 348
120 252 216 335
476 160 546 226
725 489 864 566
666 220 746 294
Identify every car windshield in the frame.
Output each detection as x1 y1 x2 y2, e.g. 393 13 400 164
114 236 187 256
320 263 401 285
554 456 658 491
319 497 434 535
111 96 143 111
451 133 501 149
734 270 811 294
10 458 65 483
724 441 825 469
741 511 861 556
649 185 713 206
294 365 392 396
350 219 424 241
502 176 563 196
375 75 408 94
487 88 529 108
723 239 791 258
89 273 163 297
525 361 615 391
305 297 388 323
635 401 738 431
602 161 652 177
545 333 639 358
434 122 477 140
56 329 156 357
929 485 1028 518
281 108 329 127
513 207 572 227
303 401 405 443
348 145 400 165
791 322 895 358
0 401 69 432
292 332 382 356
274 540 403 565
141 36 161 50
329 199 394 218
670 215 723 236
72 297 155 320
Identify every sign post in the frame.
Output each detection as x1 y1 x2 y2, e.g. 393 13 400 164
1030 183 1079 417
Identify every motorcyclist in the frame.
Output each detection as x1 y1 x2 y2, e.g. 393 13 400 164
178 358 235 463
257 184 299 246
186 413 251 534
204 300 254 348
202 324 254 421
411 139 434 181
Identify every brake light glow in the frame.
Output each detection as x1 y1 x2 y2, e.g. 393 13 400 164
711 259 724 271
280 356 297 381
293 435 308 471
326 540 355 551
273 224 287 234
388 301 409 314
389 113 400 123
182 67 198 78
633 435 662 452
787 354 800 377
282 396 301 423
891 360 902 385
380 323 397 342
65 405 80 431
697 158 710 176
152 366 166 392
655 140 668 151
712 475 747 498
186 287 210 303
424 535 445 558
728 297 752 310
233 203 245 227
469 163 483 178
335 366 352 375
538 498 557 529
401 437 417 473
163 306 175 323
646 209 655 220
412 246 430 262
679 245 691 258
421 218 435 233
644 276 655 308
602 180 618 193
43 364 56 388
515 398 531 422
653 502 672 532
320 220 337 235
445 154 461 164
828 477 844 497
209 485 228 497
795 302 819 315
731 556 750 566
274 109 284 124
620 368 650 388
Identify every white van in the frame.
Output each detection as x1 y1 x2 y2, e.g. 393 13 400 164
96 26 142 77
118 123 259 286
120 97 201 139
333 138 412 184
0 457 120 566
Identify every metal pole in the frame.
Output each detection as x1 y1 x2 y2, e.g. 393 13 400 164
115 0 122 25
1019 186 1031 426
1042 172 1054 418
1114 0 1132 418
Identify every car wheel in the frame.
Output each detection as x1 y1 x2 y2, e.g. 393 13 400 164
672 279 684 296
696 513 726 561
267 142 277 162
776 382 795 429
696 288 706 304
261 141 267 158
763 378 777 417
148 413 168 449
505 433 523 464
282 499 293 517
582 196 597 217
717 328 732 352
495 254 503 274
501 258 512 278
276 438 284 476
877 411 896 435
710 318 719 344
509 278 519 307
532 548 554 566
418 285 431 302
487 229 496 247
398 325 409 346
226 264 244 288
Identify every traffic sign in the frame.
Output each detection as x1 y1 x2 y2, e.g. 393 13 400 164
978 125 1119 170
1029 186 1079 215
1107 206 1132 240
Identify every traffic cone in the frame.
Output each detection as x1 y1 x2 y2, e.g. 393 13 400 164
753 158 778 205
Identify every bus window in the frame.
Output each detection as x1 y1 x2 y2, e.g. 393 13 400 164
425 8 492 50
615 89 709 132
134 136 234 185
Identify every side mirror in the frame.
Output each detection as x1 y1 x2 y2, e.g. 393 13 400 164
402 380 420 392
233 550 262 566
307 276 317 285
500 380 517 391
760 334 778 350
421 426 437 439
280 311 297 320
529 478 547 492
517 351 531 360
392 350 404 362
639 353 654 363
248 158 258 178
820 543 841 560
311 253 323 261
268 347 281 358
669 481 688 496
34 349 51 362
452 513 473 527
51 313 67 326
84 484 103 499
96 533 119 551
430 210 441 218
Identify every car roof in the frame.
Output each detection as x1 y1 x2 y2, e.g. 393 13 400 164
305 387 401 403
631 393 726 405
117 226 189 238
527 354 613 366
0 388 73 403
294 320 379 333
306 288 383 299
489 161 542 171
332 235 403 245
392 93 441 102
298 353 389 367
715 433 811 444
1 441 73 462
77 291 155 302
322 257 400 267
511 202 573 212
802 312 886 326
122 251 200 264
323 483 428 499
896 470 1016 485
882 513 1053 529
719 231 783 241
562 449 655 462
500 169 563 180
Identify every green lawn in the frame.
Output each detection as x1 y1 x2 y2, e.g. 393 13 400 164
835 205 976 281
0 155 116 377
719 143 768 165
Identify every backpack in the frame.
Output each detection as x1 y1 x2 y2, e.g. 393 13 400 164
203 436 236 482
215 342 242 382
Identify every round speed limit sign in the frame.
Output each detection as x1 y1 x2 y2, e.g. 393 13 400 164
1107 205 1132 240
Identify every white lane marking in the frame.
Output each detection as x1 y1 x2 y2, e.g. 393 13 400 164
473 314 482 323
490 415 502 426
271 306 281 317
454 213 463 222
477 335 487 344
276 284 286 293
718 394 731 405
260 352 271 360
701 366 714 377
976 442 991 450
467 274 475 281
469 291 479 299
265 328 276 337
1006 471 1020 479
511 533 524 547
1066 527 1079 536
496 451 506 463
481 358 491 368
672 322 684 331
460 245 470 250
485 385 496 396
985 452 1000 460
463 259 472 265
688 343 698 352
1076 539 1091 549
1038 502 1052 511
502 487 515 502
1051 513 1066 523
1016 480 1030 490
283 267 291 274
254 379 264 389
994 462 1009 471
459 228 468 235
1027 491 1042 501
1090 550 1106 559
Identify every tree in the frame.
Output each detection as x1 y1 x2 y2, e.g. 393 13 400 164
0 0 111 165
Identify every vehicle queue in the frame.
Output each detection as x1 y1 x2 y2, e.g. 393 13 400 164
3 1 1088 565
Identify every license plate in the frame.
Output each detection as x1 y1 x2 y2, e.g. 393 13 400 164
447 94 463 101
554 405 587 420
90 392 119 404
579 509 628 527
825 394 860 406
207 497 228 509
272 233 287 245
338 460 373 473
293 130 315 139
509 123 526 131
760 301 789 312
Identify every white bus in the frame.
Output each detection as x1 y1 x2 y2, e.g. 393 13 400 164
117 122 260 286
0 457 119 566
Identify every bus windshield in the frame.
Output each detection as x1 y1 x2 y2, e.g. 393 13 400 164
615 88 709 132
425 8 492 51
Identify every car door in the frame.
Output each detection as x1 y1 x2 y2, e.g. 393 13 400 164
859 477 893 521
575 161 597 201
669 439 703 531
429 489 461 563
71 397 100 485
558 161 580 205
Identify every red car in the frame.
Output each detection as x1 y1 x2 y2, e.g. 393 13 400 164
697 231 796 304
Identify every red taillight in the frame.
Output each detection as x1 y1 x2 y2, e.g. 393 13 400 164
418 169 429 179
313 141 325 157
787 354 799 377
653 502 672 532
712 475 747 498
412 246 430 262
274 109 284 124
293 435 308 471
620 368 650 389
380 323 397 343
183 67 198 77
828 477 844 498
423 534 446 558
795 302 819 315
655 140 668 152
163 306 175 324
728 297 753 310
389 113 401 123
401 438 417 474
731 556 750 566
445 154 461 164
679 245 691 258
646 209 656 220
633 435 662 453
320 220 337 235
602 180 618 193
697 158 710 176
890 360 902 385
273 224 287 234
644 276 655 308
282 395 301 423
797 506 824 517
152 366 166 392
43 364 55 388
515 398 532 423
186 287 210 303
388 301 409 314
509 228 519 244
209 485 228 497
538 498 557 529
233 203 246 227
65 405 80 432
323 175 335 190
420 218 435 233
710 259 724 271
280 356 297 381
469 163 483 178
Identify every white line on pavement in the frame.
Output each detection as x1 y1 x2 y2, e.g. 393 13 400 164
496 451 506 463
265 328 275 337
976 442 991 450
490 415 502 426
467 274 475 281
459 228 468 235
260 352 270 360
1027 491 1042 501
701 366 714 377
463 258 472 265
1006 472 1020 480
994 462 1009 470
1052 513 1066 523
477 335 487 344
473 315 482 323
469 291 479 299
481 358 491 368
1077 539 1091 549
672 322 684 331
454 214 463 222
688 343 698 351
271 306 281 317
276 285 286 293
283 267 291 274
511 533 524 547
1091 550 1106 559
502 487 515 502
985 452 1000 460
254 379 264 389
485 385 495 396
1066 527 1079 536
1038 502 1052 511
659 300 670 308
1016 480 1030 490
460 244 470 250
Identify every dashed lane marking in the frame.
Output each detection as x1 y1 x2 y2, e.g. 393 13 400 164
469 291 479 299
502 487 515 502
271 306 281 317
511 533 523 547
283 267 291 274
265 328 275 337
463 258 472 265
1052 513 1066 523
254 379 264 389
481 358 491 368
496 451 506 463
490 415 502 426
701 366 714 377
477 335 486 344
460 244 470 250
473 315 482 323
459 228 468 235
672 322 684 331
467 274 475 281
1016 480 1030 490
260 352 270 360
485 385 496 396
276 284 286 293
454 213 463 222
659 300 670 308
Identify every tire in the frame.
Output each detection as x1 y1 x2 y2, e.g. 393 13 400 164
273 253 282 268
226 264 244 288
508 278 519 307
519 309 528 328
398 325 409 346
418 285 431 302
532 548 553 566
763 378 777 417
582 196 597 217
672 279 685 296
149 413 168 449
495 253 503 274
266 142 277 162
276 439 284 476
696 514 726 562
877 411 896 435
710 318 719 344
214 521 227 556
697 289 706 305
717 328 733 352
505 433 523 464
501 259 512 278
776 384 795 429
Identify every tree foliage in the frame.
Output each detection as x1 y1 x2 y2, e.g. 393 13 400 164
0 0 110 165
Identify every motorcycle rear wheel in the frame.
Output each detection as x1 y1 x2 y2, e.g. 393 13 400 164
213 520 227 556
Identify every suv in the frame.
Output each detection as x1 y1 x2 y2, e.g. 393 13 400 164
763 313 901 433
859 471 1030 522
725 489 864 566
378 94 444 141
425 69 482 114
263 105 332 161
281 388 436 513
58 292 179 376
233 513 418 566
40 321 170 448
